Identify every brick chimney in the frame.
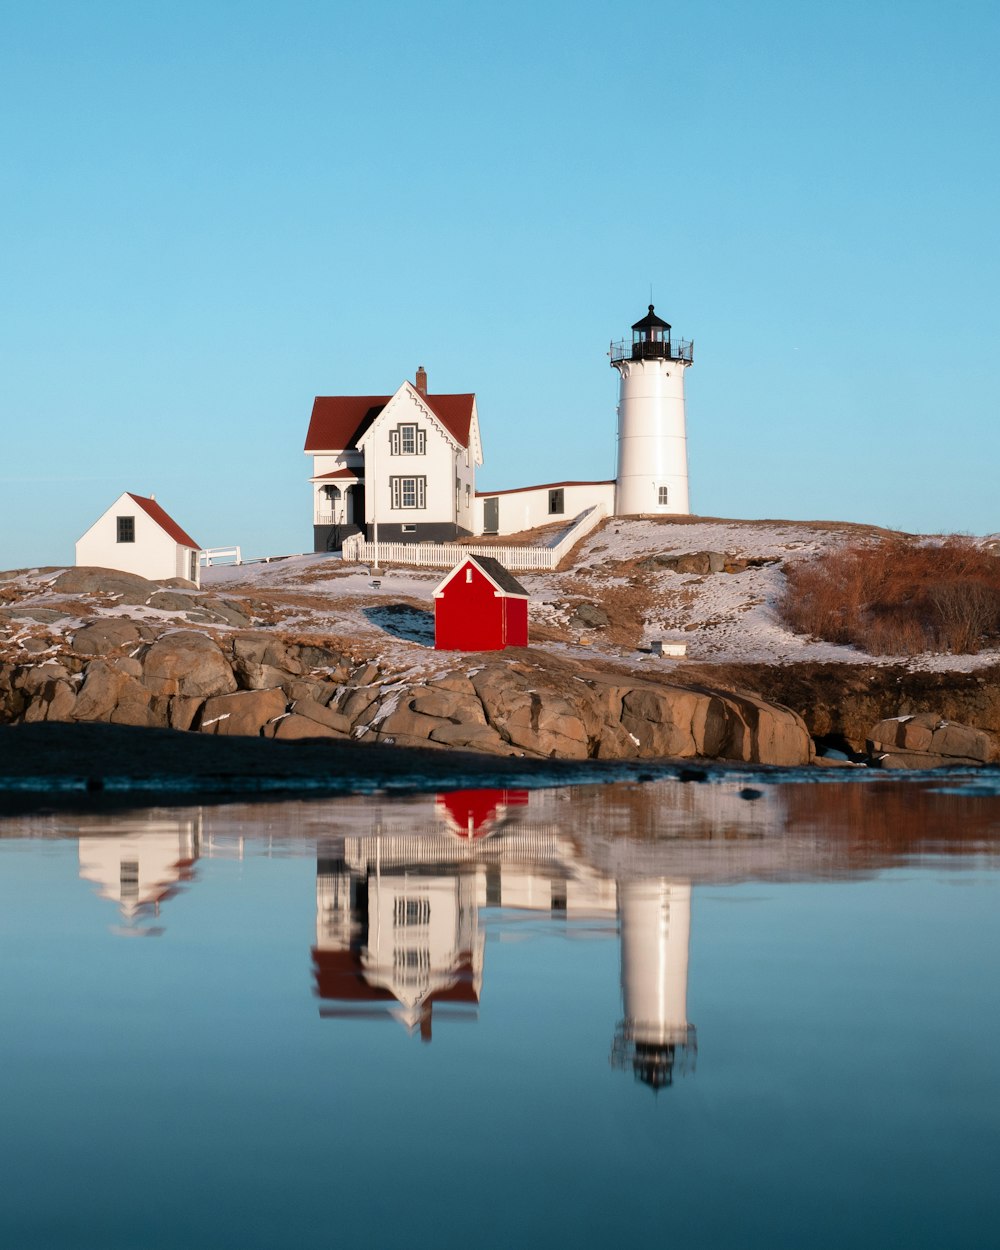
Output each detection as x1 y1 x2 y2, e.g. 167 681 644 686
415 365 427 395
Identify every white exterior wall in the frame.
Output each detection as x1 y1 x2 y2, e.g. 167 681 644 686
614 357 690 515
360 387 474 532
473 481 615 536
75 493 199 585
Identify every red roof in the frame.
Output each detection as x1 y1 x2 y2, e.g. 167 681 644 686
305 388 475 452
475 479 615 498
126 494 199 549
310 468 360 483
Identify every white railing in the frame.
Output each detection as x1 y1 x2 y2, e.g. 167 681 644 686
341 504 606 571
200 545 243 567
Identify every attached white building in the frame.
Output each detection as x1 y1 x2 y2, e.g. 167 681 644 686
305 366 483 551
75 492 202 586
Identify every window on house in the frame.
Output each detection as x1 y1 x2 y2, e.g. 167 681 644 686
390 425 425 455
548 489 564 515
402 524 416 533
189 552 198 581
658 486 669 506
117 516 135 543
390 476 426 509
394 897 431 926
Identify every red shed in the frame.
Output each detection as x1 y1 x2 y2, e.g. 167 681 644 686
433 555 529 651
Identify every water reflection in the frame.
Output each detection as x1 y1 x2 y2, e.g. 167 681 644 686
312 787 696 1092
3 777 1000 1250
78 817 202 937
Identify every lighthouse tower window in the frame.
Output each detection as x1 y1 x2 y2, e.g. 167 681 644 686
658 486 669 506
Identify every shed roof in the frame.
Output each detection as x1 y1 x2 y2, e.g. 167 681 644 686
126 494 200 549
305 389 476 452
434 554 529 599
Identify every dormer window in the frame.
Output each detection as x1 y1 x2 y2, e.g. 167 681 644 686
390 424 426 455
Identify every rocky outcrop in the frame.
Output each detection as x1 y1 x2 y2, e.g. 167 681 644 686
867 714 997 769
0 625 815 766
638 551 778 575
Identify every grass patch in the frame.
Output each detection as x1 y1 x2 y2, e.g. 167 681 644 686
780 536 1000 655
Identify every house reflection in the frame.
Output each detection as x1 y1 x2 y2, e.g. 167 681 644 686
312 787 695 1088
78 814 203 937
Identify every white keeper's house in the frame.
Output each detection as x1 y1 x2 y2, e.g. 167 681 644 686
305 366 482 551
304 304 694 551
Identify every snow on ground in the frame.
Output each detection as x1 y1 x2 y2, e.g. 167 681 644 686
200 520 1000 674
3 520 998 675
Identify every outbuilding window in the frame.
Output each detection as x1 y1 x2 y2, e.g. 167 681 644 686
548 489 564 515
117 516 135 543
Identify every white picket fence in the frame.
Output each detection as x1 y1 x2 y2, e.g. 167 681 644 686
341 504 606 571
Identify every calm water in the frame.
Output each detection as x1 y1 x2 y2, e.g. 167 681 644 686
2 777 1000 1249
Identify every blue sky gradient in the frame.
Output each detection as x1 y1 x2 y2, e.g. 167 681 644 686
2 0 998 567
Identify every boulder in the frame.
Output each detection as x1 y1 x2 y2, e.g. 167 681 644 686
868 713 995 766
569 603 610 629
146 591 201 612
52 568 157 605
410 688 488 724
427 721 511 752
290 699 353 735
71 619 149 656
272 714 345 741
198 687 288 737
142 631 238 699
719 691 814 767
72 660 127 721
471 665 590 758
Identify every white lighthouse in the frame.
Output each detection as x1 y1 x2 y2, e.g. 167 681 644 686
611 304 693 516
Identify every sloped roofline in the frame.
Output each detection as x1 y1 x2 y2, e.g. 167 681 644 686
433 554 529 600
126 493 200 549
305 385 477 453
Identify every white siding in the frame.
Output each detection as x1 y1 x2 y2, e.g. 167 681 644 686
359 387 464 529
75 492 198 584
473 482 615 536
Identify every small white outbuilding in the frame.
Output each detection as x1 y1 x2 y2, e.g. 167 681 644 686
75 492 202 586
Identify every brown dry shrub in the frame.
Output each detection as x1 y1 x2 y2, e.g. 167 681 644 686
780 537 1000 655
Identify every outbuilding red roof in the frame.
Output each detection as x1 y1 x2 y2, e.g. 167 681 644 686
475 479 615 497
305 389 475 452
127 494 200 549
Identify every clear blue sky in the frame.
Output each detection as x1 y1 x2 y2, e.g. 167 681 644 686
1 0 998 568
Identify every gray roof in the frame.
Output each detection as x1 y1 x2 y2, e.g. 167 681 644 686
469 555 529 597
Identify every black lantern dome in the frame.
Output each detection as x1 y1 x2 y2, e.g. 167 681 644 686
610 304 694 365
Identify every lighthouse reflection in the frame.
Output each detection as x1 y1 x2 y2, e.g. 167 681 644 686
312 786 696 1089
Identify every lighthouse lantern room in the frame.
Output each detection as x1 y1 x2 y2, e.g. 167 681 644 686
611 304 694 517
